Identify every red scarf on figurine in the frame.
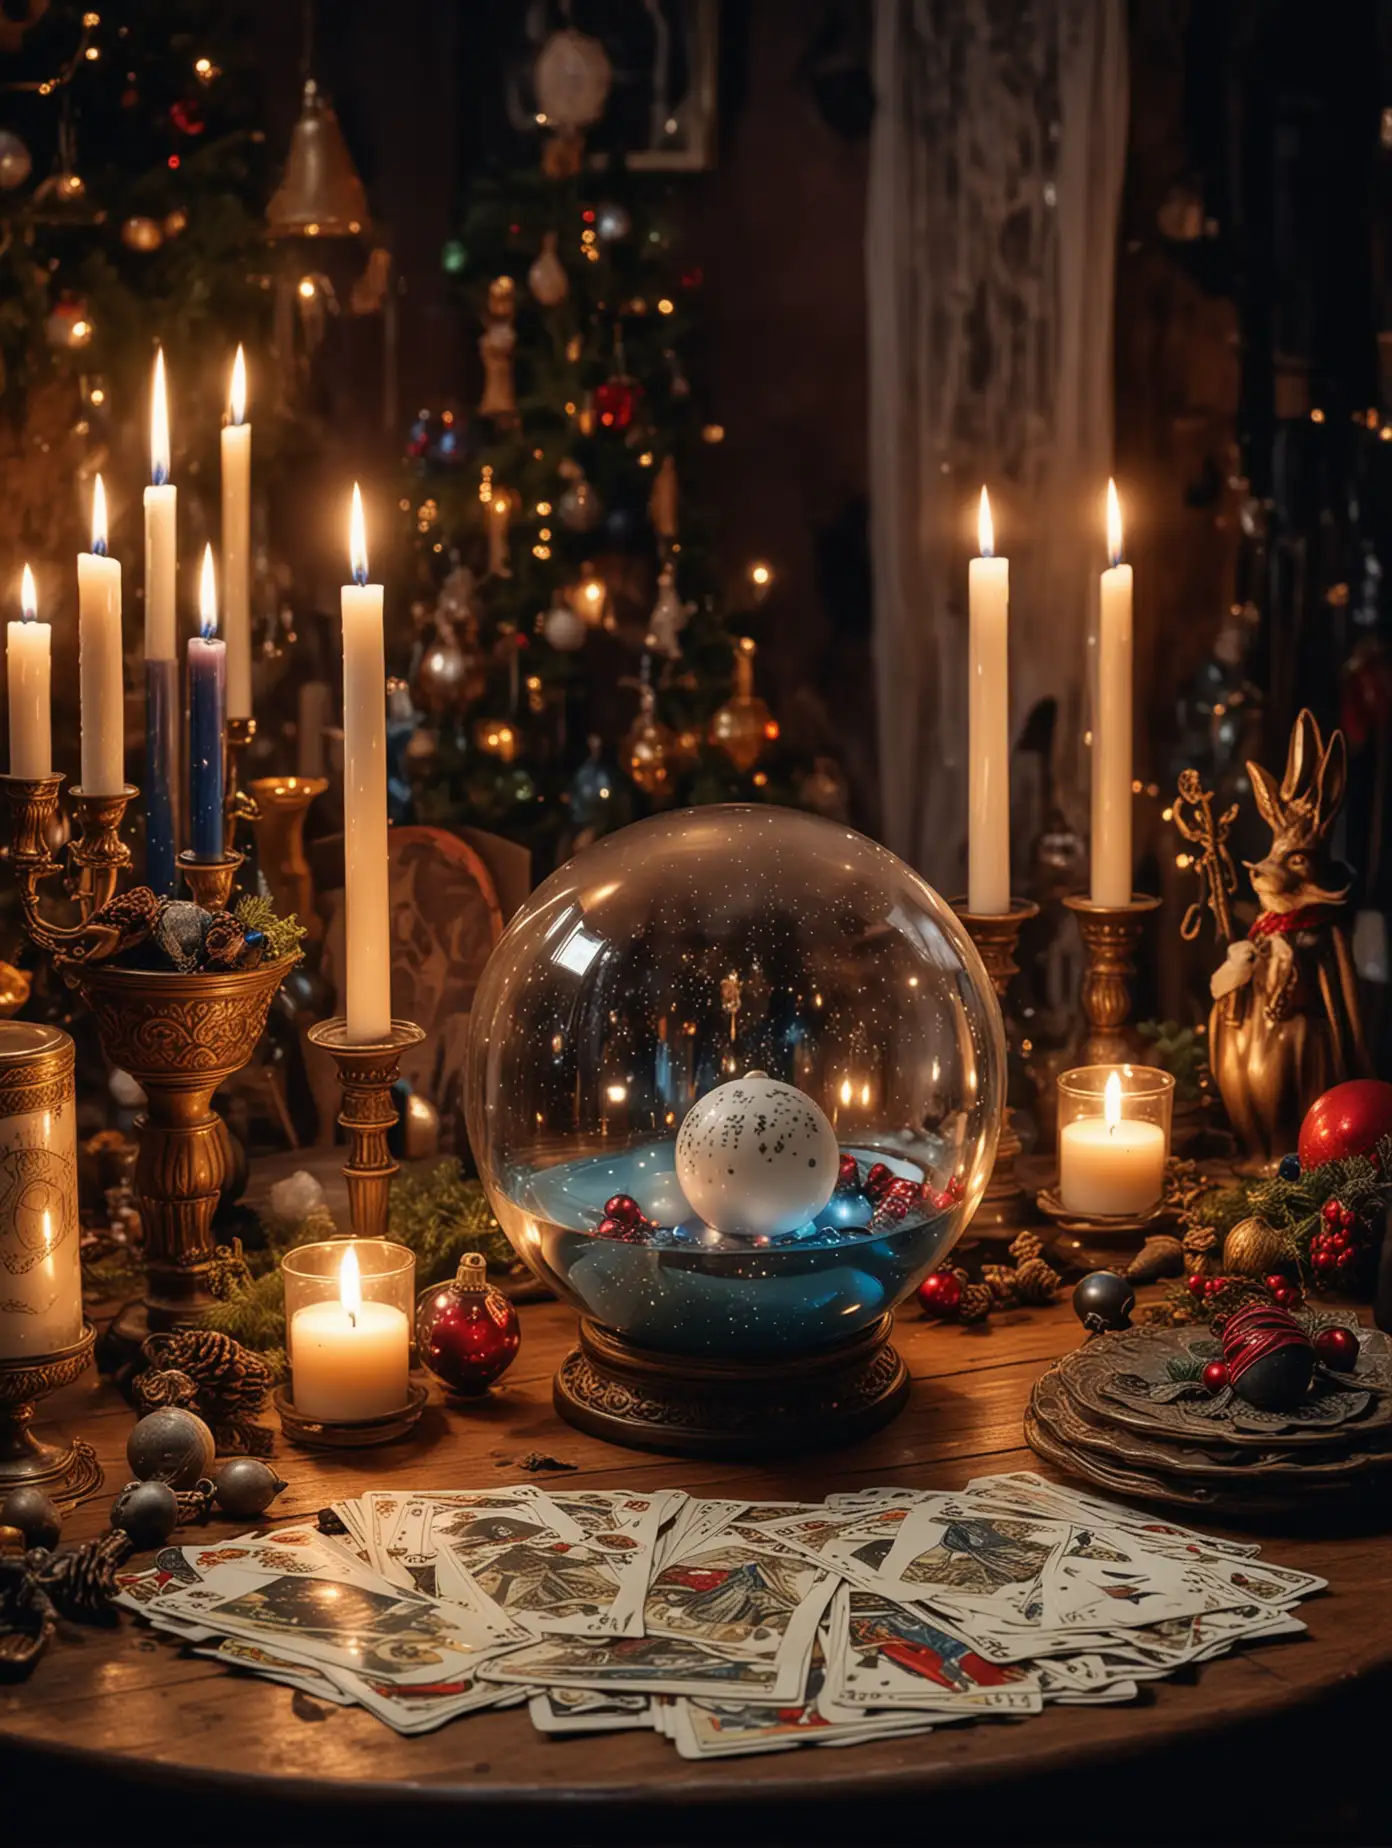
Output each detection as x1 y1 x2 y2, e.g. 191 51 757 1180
1248 905 1338 941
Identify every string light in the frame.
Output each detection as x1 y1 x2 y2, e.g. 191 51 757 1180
657 298 674 315
297 276 317 299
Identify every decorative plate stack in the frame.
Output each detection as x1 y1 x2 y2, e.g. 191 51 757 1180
1026 1319 1392 1521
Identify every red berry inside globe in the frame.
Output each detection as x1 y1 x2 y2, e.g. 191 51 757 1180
917 1271 962 1317
1298 1080 1392 1171
1314 1325 1359 1370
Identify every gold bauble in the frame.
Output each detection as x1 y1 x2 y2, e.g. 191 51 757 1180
163 207 188 238
623 710 680 802
1222 1215 1294 1277
709 636 778 774
473 716 519 764
121 214 164 252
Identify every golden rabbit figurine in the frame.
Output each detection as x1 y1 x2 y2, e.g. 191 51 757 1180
1205 709 1368 1170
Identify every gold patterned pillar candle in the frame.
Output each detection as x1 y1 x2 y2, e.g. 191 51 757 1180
0 1024 81 1358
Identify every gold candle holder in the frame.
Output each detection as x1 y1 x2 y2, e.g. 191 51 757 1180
1063 893 1163 1065
1 775 137 959
177 847 244 914
225 715 261 846
82 956 299 1340
249 775 326 937
952 898 1039 1233
307 1017 427 1241
0 1325 102 1507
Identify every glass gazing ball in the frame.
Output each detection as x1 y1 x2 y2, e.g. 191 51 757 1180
675 1071 839 1236
126 1406 215 1487
416 1253 520 1393
464 806 1004 1361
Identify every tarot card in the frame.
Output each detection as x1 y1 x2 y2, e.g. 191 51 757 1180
1041 1528 1220 1632
873 1500 1065 1618
440 1527 657 1639
644 1534 834 1668
193 1637 356 1704
751 1503 921 1590
963 1471 1260 1561
670 1646 938 1759
821 1587 1042 1716
528 1688 656 1733
478 1629 815 1705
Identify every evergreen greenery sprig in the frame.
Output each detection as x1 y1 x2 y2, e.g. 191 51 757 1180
233 895 307 962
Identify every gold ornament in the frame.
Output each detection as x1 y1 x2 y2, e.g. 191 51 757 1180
709 637 778 774
121 214 163 252
478 275 517 421
1222 1216 1295 1278
267 78 369 238
162 207 188 238
569 564 607 628
528 231 568 306
473 717 519 764
623 685 680 801
486 486 517 578
649 454 678 541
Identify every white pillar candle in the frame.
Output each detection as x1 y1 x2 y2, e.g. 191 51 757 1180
143 348 177 660
8 565 51 778
1092 480 1133 906
342 484 392 1044
221 345 253 718
77 474 125 795
1059 1070 1165 1216
290 1244 409 1420
0 1025 81 1361
968 486 1010 914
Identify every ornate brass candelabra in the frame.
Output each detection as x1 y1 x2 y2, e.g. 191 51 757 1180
177 847 245 915
307 1017 426 1240
1 775 296 1347
0 1325 102 1508
250 775 326 937
1062 893 1163 1065
952 898 1040 1235
225 715 260 851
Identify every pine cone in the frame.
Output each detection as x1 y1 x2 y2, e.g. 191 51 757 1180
981 1263 1018 1305
83 886 161 964
1182 1225 1221 1278
957 1282 993 1324
132 1365 199 1413
1008 1230 1045 1266
207 1238 253 1301
1127 1234 1186 1283
40 1531 133 1623
203 914 249 971
1012 1254 1061 1305
141 1329 275 1415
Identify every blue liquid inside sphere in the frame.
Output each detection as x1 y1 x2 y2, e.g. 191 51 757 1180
496 1140 963 1360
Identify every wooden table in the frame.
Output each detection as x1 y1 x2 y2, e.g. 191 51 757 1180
5 1291 1392 1847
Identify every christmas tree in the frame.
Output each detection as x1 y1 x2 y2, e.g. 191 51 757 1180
401 71 836 865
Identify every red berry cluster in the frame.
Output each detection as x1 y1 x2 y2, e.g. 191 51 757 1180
596 1194 653 1243
865 1162 922 1225
1309 1198 1372 1287
1186 1272 1301 1311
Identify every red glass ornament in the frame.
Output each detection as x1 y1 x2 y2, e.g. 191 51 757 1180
1298 1080 1392 1171
837 1152 861 1190
917 1271 962 1318
594 376 640 431
1202 1361 1230 1394
865 1162 893 1202
416 1253 520 1395
169 98 205 136
604 1193 643 1224
1314 1324 1359 1370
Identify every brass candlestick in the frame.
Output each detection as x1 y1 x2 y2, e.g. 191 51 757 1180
83 956 300 1338
250 775 326 937
1063 893 1163 1065
952 898 1040 1233
178 847 244 914
0 1324 102 1508
225 716 260 849
1 775 138 960
307 1017 426 1240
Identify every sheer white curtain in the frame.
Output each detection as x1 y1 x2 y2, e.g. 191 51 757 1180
867 0 1128 886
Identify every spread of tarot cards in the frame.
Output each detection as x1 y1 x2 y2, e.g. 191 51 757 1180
114 1472 1324 1760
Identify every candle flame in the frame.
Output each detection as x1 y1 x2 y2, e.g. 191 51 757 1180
977 485 994 558
199 542 217 640
151 348 170 486
838 1077 853 1107
349 482 368 586
1104 1069 1122 1132
20 563 36 622
229 344 247 425
1106 478 1123 568
91 473 108 556
339 1242 362 1327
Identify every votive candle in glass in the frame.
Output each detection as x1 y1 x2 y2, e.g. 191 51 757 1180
282 1238 414 1422
1057 1064 1173 1218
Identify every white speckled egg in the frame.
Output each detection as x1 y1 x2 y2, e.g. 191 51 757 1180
674 1070 839 1236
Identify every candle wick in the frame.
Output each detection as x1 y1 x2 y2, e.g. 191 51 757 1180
352 565 368 589
92 537 107 559
152 463 167 489
348 1308 357 1330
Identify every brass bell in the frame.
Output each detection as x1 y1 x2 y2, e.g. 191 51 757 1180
267 80 369 239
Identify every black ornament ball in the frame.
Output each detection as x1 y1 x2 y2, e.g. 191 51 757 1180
0 1484 62 1551
213 1458 288 1520
1072 1270 1136 1333
1278 1153 1302 1182
126 1405 216 1487
110 1479 179 1548
1230 1341 1315 1411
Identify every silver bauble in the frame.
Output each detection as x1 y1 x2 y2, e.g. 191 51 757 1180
0 130 32 191
595 200 631 243
557 478 602 532
543 599 587 652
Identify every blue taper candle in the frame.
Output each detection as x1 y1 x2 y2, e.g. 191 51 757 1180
187 544 226 863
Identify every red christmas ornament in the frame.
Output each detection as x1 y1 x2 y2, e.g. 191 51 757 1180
604 1193 643 1224
1297 1080 1392 1171
415 1253 520 1395
1221 1301 1315 1410
1202 1360 1230 1394
594 376 640 431
836 1153 861 1191
1314 1325 1359 1370
169 97 205 136
864 1163 894 1203
917 1271 962 1318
